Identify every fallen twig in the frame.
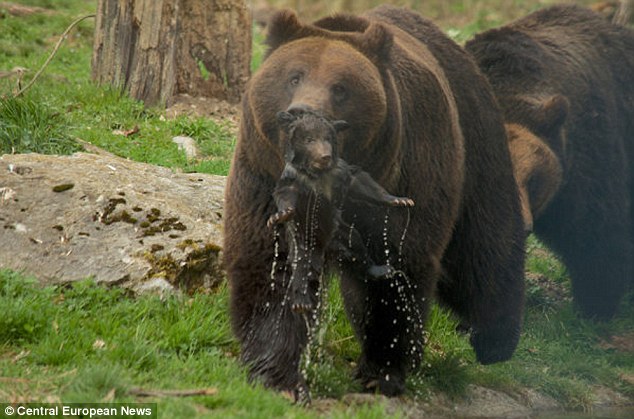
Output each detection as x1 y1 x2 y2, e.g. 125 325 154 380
13 13 96 98
0 377 31 383
127 387 218 398
74 138 118 158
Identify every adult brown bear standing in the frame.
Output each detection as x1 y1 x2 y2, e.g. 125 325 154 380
466 5 634 320
224 5 526 398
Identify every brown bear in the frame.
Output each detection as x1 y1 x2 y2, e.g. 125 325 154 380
466 4 634 319
269 110 414 314
224 5 526 399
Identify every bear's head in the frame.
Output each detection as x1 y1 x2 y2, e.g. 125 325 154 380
504 94 569 231
248 10 395 173
277 110 349 178
500 94 570 157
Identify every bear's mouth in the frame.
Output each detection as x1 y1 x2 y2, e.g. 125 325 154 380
307 161 334 177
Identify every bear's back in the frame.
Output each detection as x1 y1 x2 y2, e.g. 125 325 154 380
466 5 634 119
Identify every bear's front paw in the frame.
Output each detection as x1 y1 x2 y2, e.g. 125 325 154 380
360 373 405 397
470 323 520 365
294 380 311 406
280 380 311 406
267 207 295 228
355 363 405 397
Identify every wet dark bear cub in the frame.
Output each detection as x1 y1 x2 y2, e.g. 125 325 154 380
269 111 414 313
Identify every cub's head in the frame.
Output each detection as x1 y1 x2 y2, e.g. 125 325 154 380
276 111 349 177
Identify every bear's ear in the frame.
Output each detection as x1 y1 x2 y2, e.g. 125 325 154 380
276 111 296 132
535 95 569 134
332 120 350 133
266 10 322 52
354 23 393 63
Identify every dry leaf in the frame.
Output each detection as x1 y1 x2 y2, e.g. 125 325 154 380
12 350 30 363
92 339 106 350
102 388 116 402
112 125 140 137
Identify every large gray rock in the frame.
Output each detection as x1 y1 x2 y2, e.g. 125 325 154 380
0 152 225 293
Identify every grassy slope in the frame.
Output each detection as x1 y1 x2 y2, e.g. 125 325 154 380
0 0 632 417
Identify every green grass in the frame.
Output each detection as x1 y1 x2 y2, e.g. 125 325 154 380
0 96 81 154
1 262 632 416
0 270 404 418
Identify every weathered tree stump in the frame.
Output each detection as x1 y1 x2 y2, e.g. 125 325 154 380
613 0 632 25
91 0 251 106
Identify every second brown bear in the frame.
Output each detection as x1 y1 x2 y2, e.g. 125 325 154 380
466 4 634 319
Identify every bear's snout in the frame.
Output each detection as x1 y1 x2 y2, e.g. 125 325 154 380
309 141 333 171
313 153 332 170
286 103 314 115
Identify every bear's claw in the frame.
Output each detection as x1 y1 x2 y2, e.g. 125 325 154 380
267 207 295 228
390 197 415 207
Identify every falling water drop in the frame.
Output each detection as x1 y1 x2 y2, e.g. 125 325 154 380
383 210 391 268
397 208 411 265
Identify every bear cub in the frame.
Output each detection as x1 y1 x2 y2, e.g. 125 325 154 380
268 111 414 313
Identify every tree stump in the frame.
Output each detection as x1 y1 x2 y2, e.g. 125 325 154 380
91 0 251 106
613 0 632 25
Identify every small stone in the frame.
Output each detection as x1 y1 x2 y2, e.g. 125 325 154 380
172 136 200 159
134 277 177 296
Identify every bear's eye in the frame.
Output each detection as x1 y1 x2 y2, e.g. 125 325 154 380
331 84 347 102
289 74 302 87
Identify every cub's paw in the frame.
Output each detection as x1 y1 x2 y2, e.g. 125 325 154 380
267 207 295 228
390 197 415 207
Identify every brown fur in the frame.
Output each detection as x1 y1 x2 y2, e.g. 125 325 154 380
466 4 634 319
224 5 525 398
505 94 569 232
507 123 563 232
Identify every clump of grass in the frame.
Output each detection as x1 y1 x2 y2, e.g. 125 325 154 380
0 96 81 155
64 363 131 402
0 270 56 343
411 305 473 398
